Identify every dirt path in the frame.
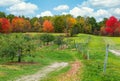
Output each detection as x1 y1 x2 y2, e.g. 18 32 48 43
58 61 82 81
103 37 120 56
15 62 68 81
109 50 120 56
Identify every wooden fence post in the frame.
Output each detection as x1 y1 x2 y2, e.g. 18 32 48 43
87 50 90 60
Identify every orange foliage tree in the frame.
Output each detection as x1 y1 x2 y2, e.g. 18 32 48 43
65 17 76 36
67 17 76 28
43 20 54 32
11 17 31 32
0 18 11 33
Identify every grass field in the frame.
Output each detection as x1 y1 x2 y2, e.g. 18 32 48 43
0 33 120 81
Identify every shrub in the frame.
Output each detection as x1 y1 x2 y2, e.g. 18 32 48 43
70 24 80 36
54 35 64 46
40 34 55 45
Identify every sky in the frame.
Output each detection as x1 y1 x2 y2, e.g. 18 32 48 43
0 0 120 21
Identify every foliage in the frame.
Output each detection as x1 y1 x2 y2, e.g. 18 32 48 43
54 35 64 45
40 34 55 45
0 12 6 18
33 20 41 32
0 18 11 33
70 23 80 36
53 16 65 33
43 20 54 32
7 14 15 22
1 11 120 36
12 17 31 32
104 16 120 36
0 34 36 62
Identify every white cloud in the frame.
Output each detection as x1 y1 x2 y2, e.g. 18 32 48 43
67 6 112 22
7 2 38 16
81 0 120 8
70 0 120 22
0 0 22 7
93 9 111 22
109 8 120 16
54 5 69 11
94 9 111 18
62 12 68 15
70 7 93 17
37 11 53 17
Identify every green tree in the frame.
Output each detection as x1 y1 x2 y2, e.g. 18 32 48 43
76 16 85 33
30 17 39 31
70 23 80 36
87 17 98 32
33 20 41 32
0 12 6 18
53 16 65 33
7 14 15 22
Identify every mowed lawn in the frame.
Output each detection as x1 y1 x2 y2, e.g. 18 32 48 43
0 33 120 81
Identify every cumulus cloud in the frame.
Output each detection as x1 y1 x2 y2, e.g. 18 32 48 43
93 9 111 21
69 0 120 21
54 5 69 11
62 12 68 15
70 7 93 17
81 0 120 8
37 11 53 17
109 8 120 18
7 2 38 16
0 0 22 7
94 9 111 18
64 6 111 22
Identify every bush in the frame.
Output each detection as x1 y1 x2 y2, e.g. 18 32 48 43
54 35 64 46
40 34 55 45
70 24 80 36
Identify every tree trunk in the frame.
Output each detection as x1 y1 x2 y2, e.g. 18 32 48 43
18 49 22 62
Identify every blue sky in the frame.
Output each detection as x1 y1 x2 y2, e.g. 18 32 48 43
0 0 120 21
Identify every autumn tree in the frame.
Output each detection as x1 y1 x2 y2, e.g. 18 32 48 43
30 17 39 31
105 16 118 36
65 17 76 36
33 20 41 32
12 17 31 32
43 20 54 32
24 20 31 32
0 18 11 33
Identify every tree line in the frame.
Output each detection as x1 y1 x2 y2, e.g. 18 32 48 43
0 11 120 36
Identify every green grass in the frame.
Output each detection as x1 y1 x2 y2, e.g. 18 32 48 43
0 33 76 81
79 34 120 81
0 33 120 81
41 65 71 81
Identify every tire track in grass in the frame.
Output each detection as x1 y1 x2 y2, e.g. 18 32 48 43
15 62 68 81
58 61 82 81
103 37 120 56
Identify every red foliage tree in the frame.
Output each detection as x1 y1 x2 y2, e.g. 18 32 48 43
106 16 118 27
114 22 120 36
43 20 54 32
105 16 120 36
0 18 11 33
